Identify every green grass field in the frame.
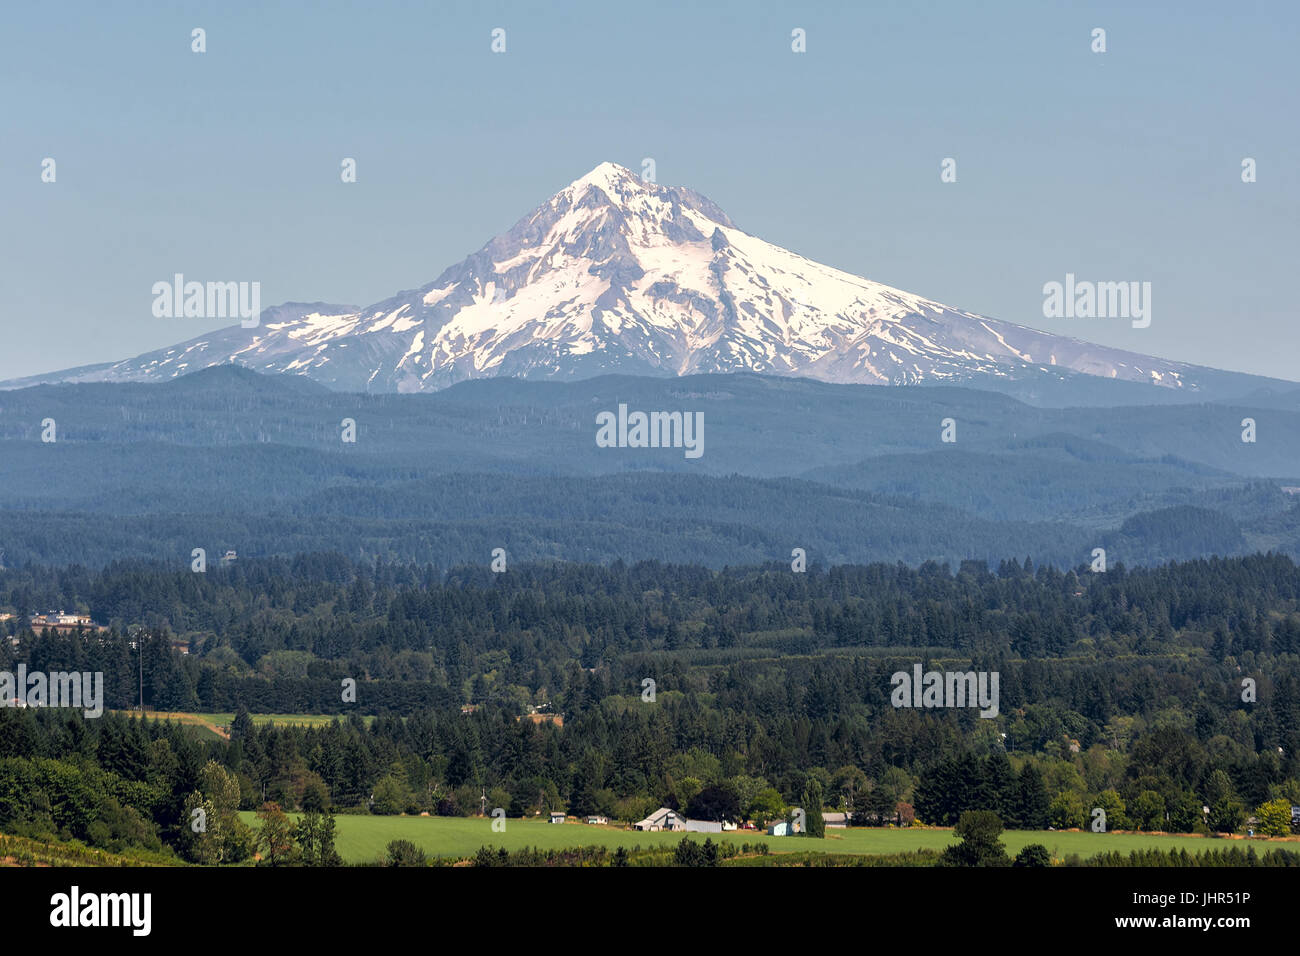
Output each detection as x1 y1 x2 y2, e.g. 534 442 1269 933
197 712 374 729
238 812 1292 864
111 710 374 741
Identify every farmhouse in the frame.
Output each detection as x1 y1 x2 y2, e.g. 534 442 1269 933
634 807 734 832
767 809 805 836
634 807 685 832
28 611 108 635
37 611 92 625
548 812 566 824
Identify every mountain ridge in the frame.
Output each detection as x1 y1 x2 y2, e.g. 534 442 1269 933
5 162 1294 401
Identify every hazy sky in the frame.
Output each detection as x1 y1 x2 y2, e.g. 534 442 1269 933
3 0 1297 382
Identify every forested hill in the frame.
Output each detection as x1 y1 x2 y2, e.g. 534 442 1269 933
1 552 1298 856
3 367 1300 569
4 365 1300 478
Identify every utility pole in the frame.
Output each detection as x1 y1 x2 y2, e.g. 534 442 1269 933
138 631 144 714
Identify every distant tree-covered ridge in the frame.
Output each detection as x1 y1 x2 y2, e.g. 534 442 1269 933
4 369 1300 569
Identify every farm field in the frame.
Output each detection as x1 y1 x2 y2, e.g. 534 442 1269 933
196 712 375 729
237 812 1291 864
109 710 375 741
109 710 228 741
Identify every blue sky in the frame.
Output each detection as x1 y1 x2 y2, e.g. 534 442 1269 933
2 0 1297 381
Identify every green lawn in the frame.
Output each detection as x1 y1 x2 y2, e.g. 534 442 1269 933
238 812 1286 864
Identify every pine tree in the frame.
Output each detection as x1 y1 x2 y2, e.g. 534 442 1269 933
802 779 826 838
1015 763 1050 830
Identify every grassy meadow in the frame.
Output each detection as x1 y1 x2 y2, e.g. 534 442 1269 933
195 712 375 729
237 812 1286 864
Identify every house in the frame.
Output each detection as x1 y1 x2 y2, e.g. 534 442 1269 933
633 806 732 832
585 815 608 826
28 611 108 635
548 812 566 824
823 812 849 829
32 611 92 626
768 809 805 836
221 550 238 563
634 807 686 832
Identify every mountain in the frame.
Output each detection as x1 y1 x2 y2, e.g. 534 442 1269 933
4 163 1293 400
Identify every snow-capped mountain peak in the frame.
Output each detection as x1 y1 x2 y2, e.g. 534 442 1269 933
572 159 638 196
0 163 1242 395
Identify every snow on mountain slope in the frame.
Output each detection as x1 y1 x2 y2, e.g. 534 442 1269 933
0 163 1253 395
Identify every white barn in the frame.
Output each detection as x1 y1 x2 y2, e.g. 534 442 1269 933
634 807 685 832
